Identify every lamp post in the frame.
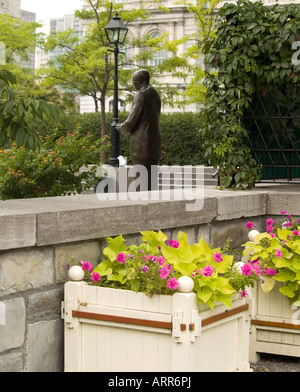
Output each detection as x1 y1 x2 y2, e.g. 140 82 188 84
105 13 129 167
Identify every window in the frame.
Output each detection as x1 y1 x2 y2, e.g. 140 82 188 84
147 31 166 66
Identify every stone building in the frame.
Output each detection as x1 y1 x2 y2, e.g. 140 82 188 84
0 0 21 18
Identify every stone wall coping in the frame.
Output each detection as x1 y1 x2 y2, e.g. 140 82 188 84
0 184 299 250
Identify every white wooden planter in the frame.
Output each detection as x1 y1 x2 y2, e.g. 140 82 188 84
244 230 300 362
249 282 300 363
63 281 252 372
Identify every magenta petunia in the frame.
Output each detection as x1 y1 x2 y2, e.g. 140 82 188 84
81 261 93 271
264 267 277 277
159 265 172 279
266 218 274 226
142 266 149 273
275 249 283 259
116 252 126 264
241 290 248 298
241 263 252 276
246 221 254 229
202 265 214 277
213 251 223 263
280 211 287 215
167 277 179 290
91 272 101 283
168 239 179 248
292 230 299 236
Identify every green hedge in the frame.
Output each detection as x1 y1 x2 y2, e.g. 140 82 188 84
33 111 207 166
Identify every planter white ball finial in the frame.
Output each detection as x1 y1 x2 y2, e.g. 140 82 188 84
248 229 260 242
178 276 194 293
68 265 85 281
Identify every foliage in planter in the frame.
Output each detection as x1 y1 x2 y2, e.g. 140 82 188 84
202 0 300 189
0 125 110 199
31 111 208 166
76 230 258 309
242 212 300 305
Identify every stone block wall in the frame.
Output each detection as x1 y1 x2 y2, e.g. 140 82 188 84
0 187 298 372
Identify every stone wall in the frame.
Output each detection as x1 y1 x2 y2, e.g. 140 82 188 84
0 187 299 372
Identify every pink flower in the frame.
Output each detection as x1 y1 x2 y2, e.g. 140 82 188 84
250 262 262 277
157 256 166 266
270 233 276 238
264 267 277 277
241 263 252 276
116 252 126 264
275 249 282 259
292 230 299 236
168 239 179 248
266 218 274 226
241 290 248 298
202 265 214 277
281 211 287 215
246 221 254 229
91 272 101 283
266 225 274 233
191 270 200 277
81 261 93 271
142 266 149 273
213 251 223 263
159 265 172 279
167 277 179 290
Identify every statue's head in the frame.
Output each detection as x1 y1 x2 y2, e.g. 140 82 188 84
132 69 150 90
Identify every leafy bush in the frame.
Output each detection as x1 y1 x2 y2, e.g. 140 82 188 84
202 0 300 188
0 126 110 199
32 111 207 166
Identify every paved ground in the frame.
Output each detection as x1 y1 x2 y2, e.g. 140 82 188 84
251 354 300 372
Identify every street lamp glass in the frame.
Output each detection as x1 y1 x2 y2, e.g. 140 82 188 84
105 13 129 44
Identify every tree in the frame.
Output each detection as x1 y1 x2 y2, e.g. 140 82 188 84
0 13 44 81
0 69 62 149
177 0 222 104
41 0 196 163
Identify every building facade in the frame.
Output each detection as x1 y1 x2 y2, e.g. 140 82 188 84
0 0 21 18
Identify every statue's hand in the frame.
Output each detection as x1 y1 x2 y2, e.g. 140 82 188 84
118 123 129 135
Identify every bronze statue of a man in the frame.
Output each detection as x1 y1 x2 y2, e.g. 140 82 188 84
119 70 161 190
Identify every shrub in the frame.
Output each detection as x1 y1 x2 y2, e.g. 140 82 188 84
32 111 207 166
0 126 110 199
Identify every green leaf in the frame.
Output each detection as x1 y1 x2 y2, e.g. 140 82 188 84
215 292 232 308
275 269 295 283
261 276 276 294
279 284 297 298
131 280 141 292
197 285 213 303
103 235 127 262
140 230 167 247
93 260 113 276
16 127 25 147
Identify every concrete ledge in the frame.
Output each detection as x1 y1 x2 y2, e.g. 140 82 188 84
0 185 299 250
